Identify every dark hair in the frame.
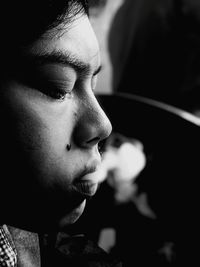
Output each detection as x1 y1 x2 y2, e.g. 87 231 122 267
1 0 88 47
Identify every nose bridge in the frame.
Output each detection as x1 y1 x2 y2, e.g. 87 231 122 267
74 94 112 147
92 96 112 136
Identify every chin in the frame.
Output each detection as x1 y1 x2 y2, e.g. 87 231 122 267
58 199 86 230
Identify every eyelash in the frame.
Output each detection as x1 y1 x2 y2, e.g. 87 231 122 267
44 87 71 100
39 74 97 101
37 80 74 101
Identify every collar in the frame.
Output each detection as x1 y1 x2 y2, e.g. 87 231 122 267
1 225 41 267
0 225 17 267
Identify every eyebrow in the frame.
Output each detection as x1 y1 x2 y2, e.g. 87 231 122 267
29 50 102 77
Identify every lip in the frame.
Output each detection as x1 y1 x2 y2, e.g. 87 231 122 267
74 179 99 197
74 163 101 197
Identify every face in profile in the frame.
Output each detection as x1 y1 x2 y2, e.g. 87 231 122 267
0 13 112 232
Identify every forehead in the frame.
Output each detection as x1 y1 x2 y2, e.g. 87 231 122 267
29 14 100 68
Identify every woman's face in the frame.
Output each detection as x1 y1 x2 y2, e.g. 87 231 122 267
0 14 112 232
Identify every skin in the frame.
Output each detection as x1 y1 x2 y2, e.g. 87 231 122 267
0 13 112 233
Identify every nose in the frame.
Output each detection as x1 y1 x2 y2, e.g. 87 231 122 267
73 95 112 149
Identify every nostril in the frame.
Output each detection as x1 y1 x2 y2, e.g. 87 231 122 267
86 136 101 146
98 139 107 155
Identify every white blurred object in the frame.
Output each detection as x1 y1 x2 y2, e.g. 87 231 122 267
98 136 155 216
98 140 146 184
115 142 146 182
98 228 116 253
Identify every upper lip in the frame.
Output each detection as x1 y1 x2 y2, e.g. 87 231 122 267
82 165 98 177
75 158 101 182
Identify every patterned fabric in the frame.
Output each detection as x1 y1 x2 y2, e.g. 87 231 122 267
0 226 17 267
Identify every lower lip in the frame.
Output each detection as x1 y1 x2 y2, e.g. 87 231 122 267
74 177 99 197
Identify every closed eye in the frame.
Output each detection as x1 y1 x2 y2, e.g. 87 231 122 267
31 78 75 101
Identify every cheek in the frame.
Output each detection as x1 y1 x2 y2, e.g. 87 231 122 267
0 83 75 185
15 106 72 182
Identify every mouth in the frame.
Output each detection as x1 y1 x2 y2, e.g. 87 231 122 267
74 179 99 197
73 165 101 197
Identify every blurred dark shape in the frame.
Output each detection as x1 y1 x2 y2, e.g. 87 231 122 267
88 0 108 15
109 0 200 113
89 0 107 8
